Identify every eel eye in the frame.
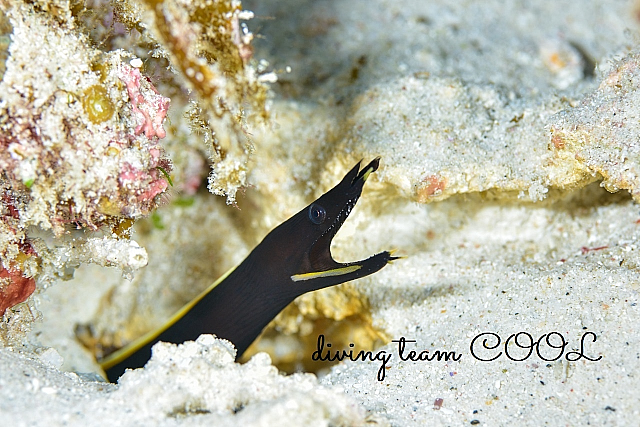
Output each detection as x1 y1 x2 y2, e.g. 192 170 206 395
308 203 327 225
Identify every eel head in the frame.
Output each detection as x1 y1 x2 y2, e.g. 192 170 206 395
259 157 398 295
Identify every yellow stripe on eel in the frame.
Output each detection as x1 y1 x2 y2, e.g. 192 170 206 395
291 265 362 282
100 266 236 371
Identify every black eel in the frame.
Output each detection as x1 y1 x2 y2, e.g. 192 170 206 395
100 157 396 382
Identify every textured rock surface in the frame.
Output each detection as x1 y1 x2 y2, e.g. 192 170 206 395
0 336 366 426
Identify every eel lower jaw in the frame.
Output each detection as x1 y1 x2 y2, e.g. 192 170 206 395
291 249 399 283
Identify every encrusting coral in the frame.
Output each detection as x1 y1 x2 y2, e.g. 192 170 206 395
112 0 272 204
0 0 269 325
0 2 170 320
549 50 640 201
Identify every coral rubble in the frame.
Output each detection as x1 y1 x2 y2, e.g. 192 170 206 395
113 0 271 203
549 50 640 201
0 2 171 319
0 335 366 426
0 0 269 323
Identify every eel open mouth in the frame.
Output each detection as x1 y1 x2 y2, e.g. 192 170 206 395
291 157 398 283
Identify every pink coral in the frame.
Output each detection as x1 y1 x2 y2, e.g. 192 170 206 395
116 64 170 139
119 164 169 203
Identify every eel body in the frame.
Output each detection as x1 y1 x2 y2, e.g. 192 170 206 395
100 158 396 382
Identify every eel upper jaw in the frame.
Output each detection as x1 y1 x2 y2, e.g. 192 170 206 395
292 157 398 285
